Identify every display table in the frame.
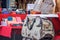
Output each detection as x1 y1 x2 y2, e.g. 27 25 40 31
0 14 27 20
0 26 22 38
0 14 27 38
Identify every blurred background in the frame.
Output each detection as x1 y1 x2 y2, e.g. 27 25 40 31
0 0 35 9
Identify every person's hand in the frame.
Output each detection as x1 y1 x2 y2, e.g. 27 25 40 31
31 10 41 14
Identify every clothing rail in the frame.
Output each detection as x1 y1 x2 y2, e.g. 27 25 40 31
27 14 58 17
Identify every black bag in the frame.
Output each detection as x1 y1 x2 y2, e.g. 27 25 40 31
40 34 53 40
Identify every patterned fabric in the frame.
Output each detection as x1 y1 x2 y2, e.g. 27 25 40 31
41 18 54 38
22 16 42 40
21 16 54 40
33 0 56 14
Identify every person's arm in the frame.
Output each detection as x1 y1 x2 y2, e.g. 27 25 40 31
53 0 56 13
